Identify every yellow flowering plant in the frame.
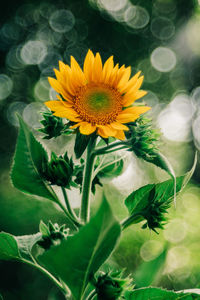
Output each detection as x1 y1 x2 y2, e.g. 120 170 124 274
0 50 198 300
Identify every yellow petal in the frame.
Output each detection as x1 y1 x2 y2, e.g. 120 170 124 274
125 75 144 95
117 66 131 90
116 114 139 123
93 52 103 82
45 100 65 111
56 95 73 107
121 106 151 115
48 77 63 94
70 123 81 129
53 107 81 122
110 122 129 131
59 61 67 72
123 90 147 107
79 122 96 135
114 130 126 140
109 63 119 85
97 125 116 136
97 127 109 138
70 56 86 86
102 56 114 82
120 71 141 93
83 49 95 83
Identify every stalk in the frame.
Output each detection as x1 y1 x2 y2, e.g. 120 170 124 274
80 138 96 223
61 186 80 222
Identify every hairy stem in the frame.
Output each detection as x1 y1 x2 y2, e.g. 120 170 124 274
57 198 82 229
94 140 126 156
86 290 97 300
61 186 80 222
19 258 66 294
121 213 143 230
80 138 96 223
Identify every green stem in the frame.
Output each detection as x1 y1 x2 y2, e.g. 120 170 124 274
94 140 126 156
57 198 82 229
48 185 78 229
97 145 127 156
61 187 80 222
86 290 97 300
121 213 143 230
80 137 96 223
19 258 66 294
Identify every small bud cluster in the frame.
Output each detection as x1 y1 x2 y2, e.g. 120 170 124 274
95 271 133 300
42 152 74 188
38 112 73 139
142 187 171 232
37 221 69 250
125 116 160 161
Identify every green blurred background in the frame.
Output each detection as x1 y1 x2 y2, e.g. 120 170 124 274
0 0 200 299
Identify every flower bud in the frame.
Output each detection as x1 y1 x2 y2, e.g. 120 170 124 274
37 221 69 250
95 271 133 300
43 152 73 188
38 111 73 139
125 116 160 161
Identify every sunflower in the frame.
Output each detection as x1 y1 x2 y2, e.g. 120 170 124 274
45 50 150 140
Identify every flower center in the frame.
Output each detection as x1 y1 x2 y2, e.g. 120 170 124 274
73 84 123 125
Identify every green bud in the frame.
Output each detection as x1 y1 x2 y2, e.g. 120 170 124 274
125 116 160 161
37 221 69 250
43 152 73 188
95 271 133 300
38 111 73 139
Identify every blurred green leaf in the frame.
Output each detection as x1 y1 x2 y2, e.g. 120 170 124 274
124 153 197 231
11 115 58 202
125 287 200 299
134 248 167 287
0 232 21 260
38 196 121 300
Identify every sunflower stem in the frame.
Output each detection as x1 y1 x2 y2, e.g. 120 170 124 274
61 187 80 224
95 145 127 156
19 258 67 294
121 213 144 230
94 140 127 156
48 185 81 229
80 137 97 223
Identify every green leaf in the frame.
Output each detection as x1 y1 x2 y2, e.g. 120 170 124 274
74 130 91 159
125 287 200 299
39 220 50 237
0 232 21 261
11 115 58 202
16 233 42 259
124 153 197 231
134 248 167 287
38 196 121 300
148 151 175 180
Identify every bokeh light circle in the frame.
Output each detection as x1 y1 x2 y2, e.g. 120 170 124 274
7 101 26 126
23 102 47 128
126 6 150 29
151 47 176 72
49 9 75 33
0 74 13 100
20 41 47 65
151 17 175 40
99 0 127 12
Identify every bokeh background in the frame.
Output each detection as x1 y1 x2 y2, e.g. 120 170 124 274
0 0 200 299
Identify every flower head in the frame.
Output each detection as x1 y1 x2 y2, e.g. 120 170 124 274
45 50 150 140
